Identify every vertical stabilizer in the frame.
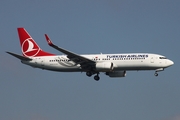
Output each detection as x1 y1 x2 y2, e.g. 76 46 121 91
17 28 54 57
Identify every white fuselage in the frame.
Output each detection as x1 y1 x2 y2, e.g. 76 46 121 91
22 53 174 72
7 28 174 80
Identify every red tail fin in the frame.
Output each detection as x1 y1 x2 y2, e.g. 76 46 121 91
17 28 54 57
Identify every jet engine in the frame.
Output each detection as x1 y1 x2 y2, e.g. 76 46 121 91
95 62 113 72
106 71 126 77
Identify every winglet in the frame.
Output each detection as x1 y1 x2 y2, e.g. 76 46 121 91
45 34 53 46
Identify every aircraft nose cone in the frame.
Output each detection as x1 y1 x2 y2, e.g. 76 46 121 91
168 60 174 66
170 60 174 65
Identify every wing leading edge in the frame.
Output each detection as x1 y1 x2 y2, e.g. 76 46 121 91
44 34 96 70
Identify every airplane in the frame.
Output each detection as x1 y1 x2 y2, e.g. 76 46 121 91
6 28 174 81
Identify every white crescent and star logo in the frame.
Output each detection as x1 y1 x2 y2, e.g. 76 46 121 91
21 38 40 57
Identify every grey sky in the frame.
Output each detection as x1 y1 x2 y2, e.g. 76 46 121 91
0 0 180 120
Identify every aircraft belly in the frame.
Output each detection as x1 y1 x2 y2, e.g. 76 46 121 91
44 64 82 72
114 61 159 71
114 66 158 71
46 67 82 72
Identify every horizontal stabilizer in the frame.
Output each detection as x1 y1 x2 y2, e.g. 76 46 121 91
6 51 32 61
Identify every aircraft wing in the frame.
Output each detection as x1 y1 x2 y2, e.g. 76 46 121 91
45 34 96 69
6 51 32 61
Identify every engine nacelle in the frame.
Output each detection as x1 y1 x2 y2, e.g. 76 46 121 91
95 62 113 72
106 71 126 77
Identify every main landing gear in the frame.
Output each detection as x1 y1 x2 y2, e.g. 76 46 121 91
86 71 100 81
86 71 92 77
94 74 100 81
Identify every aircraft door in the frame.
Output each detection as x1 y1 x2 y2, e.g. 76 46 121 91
150 57 154 63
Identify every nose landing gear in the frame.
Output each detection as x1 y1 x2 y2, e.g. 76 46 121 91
154 72 158 76
154 68 164 77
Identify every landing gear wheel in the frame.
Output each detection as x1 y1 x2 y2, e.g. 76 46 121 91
86 72 92 77
154 72 158 76
94 75 100 81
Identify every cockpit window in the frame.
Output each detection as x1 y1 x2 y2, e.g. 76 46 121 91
159 57 167 59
